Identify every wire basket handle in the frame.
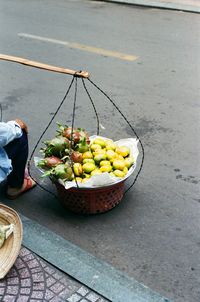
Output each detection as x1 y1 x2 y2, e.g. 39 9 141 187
0 54 144 196
0 54 89 78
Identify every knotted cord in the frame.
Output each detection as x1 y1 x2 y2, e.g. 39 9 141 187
27 76 75 197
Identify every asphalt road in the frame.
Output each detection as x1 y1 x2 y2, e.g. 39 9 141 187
0 1 200 301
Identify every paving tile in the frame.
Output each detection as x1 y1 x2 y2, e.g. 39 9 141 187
16 296 30 302
1 246 109 302
31 267 43 274
50 282 65 294
31 290 44 299
32 282 45 291
6 285 19 295
18 268 31 279
3 295 16 302
67 293 82 302
49 297 63 302
77 286 90 296
32 272 45 282
27 259 40 269
15 258 26 269
20 278 31 287
44 266 56 275
46 277 57 287
58 288 77 299
0 287 5 294
85 292 99 302
23 253 35 262
20 248 30 256
20 287 31 294
7 277 19 285
44 289 55 300
97 298 109 302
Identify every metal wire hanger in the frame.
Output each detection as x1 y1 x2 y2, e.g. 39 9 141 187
0 54 144 197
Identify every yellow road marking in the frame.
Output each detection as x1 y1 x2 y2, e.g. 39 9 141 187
18 33 138 61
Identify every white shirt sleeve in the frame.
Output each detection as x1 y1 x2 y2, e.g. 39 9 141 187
0 121 23 147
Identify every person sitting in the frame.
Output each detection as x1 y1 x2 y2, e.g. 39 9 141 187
0 119 36 199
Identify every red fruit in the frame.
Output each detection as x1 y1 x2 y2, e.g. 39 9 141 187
63 128 81 144
72 132 81 143
86 137 90 145
45 156 62 167
71 151 83 163
63 127 73 139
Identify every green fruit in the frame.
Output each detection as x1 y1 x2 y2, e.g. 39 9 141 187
82 162 96 173
115 146 130 157
105 141 116 151
82 151 93 160
113 170 125 178
100 165 112 173
99 160 111 167
123 166 128 174
74 177 83 183
124 156 135 168
73 163 83 176
83 173 91 179
93 149 106 155
106 150 116 161
112 159 126 171
83 158 95 164
91 169 102 176
92 138 106 148
77 137 89 153
54 163 73 180
44 136 69 157
94 153 107 163
90 144 102 151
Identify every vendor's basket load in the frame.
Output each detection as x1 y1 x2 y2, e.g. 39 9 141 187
36 123 139 214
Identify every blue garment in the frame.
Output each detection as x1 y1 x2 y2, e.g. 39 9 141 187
0 121 22 182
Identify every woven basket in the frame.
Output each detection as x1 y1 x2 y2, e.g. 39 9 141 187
0 203 23 279
55 181 125 214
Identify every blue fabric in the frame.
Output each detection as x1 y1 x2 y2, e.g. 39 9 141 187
0 121 22 182
4 130 28 187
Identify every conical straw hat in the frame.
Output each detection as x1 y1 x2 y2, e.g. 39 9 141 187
0 203 23 279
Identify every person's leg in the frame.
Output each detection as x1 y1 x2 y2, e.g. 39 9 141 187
4 130 28 188
4 130 36 199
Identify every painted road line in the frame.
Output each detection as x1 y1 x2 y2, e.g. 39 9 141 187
18 33 138 61
21 214 171 302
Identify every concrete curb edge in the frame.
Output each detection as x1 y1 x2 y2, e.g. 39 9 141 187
94 0 200 14
20 214 171 302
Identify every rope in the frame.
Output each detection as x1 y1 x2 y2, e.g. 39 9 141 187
28 75 144 197
69 75 79 189
82 78 100 136
86 78 144 194
0 103 2 122
27 76 75 198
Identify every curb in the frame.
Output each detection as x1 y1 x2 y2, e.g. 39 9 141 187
94 0 200 14
20 214 171 302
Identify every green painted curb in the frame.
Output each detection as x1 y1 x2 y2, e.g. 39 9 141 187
20 214 171 302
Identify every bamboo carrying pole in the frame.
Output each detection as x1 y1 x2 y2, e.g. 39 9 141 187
0 54 89 78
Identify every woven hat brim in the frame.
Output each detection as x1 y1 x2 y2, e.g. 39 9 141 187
0 203 23 279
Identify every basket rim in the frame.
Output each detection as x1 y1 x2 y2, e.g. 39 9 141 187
0 203 23 279
56 178 125 192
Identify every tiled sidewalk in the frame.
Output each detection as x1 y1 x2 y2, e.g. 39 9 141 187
0 247 109 302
